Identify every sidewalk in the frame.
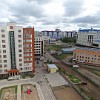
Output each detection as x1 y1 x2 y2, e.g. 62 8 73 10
17 85 21 100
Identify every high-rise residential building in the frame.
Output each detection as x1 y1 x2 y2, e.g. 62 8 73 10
77 28 100 48
41 29 77 39
34 35 44 60
0 23 35 78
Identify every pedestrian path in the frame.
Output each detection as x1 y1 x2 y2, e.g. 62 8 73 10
17 85 21 100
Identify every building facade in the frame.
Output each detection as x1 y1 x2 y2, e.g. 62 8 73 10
77 28 100 48
73 47 100 66
34 36 44 60
0 23 35 78
41 29 77 39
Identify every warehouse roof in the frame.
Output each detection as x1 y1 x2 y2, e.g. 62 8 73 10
62 48 75 51
75 47 100 52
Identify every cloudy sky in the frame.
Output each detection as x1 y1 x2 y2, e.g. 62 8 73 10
0 0 100 31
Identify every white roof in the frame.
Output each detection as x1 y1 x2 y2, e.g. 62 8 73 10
47 64 58 69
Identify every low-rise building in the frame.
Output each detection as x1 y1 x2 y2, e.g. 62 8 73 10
73 47 100 66
47 64 58 73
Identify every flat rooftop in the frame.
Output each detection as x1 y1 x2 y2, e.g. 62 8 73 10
47 64 58 69
45 73 69 87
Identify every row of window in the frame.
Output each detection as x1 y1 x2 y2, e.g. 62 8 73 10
24 53 32 56
76 59 100 63
0 69 7 73
24 58 32 61
1 29 22 33
20 67 31 70
1 34 22 38
76 55 100 60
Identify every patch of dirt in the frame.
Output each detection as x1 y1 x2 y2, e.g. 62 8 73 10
53 87 83 100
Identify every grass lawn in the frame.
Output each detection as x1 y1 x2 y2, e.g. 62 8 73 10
46 45 63 51
54 53 73 60
68 75 82 83
54 54 68 60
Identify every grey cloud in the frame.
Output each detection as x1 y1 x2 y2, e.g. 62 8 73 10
8 16 29 24
63 0 84 17
9 1 44 18
77 23 88 27
27 0 52 4
71 15 100 24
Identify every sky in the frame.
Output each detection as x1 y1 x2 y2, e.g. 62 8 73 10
0 0 100 31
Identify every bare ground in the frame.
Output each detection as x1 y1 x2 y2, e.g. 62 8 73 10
54 87 83 100
55 61 100 100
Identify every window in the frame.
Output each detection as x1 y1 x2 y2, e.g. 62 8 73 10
4 64 7 67
18 44 22 48
2 35 5 38
3 55 7 58
19 59 22 62
1 29 5 33
4 60 7 63
3 50 6 53
18 30 21 33
20 68 22 70
2 45 6 48
18 35 21 38
2 40 5 43
0 64 2 68
10 26 13 29
19 54 22 57
19 63 22 66
18 40 22 43
19 49 22 52
4 69 7 72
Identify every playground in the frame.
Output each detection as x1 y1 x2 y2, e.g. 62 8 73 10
21 84 39 100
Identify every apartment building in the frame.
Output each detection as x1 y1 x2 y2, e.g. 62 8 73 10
41 29 77 39
77 28 100 48
0 23 35 78
34 36 44 60
73 47 100 66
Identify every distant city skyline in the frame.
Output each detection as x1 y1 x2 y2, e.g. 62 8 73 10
0 0 100 31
